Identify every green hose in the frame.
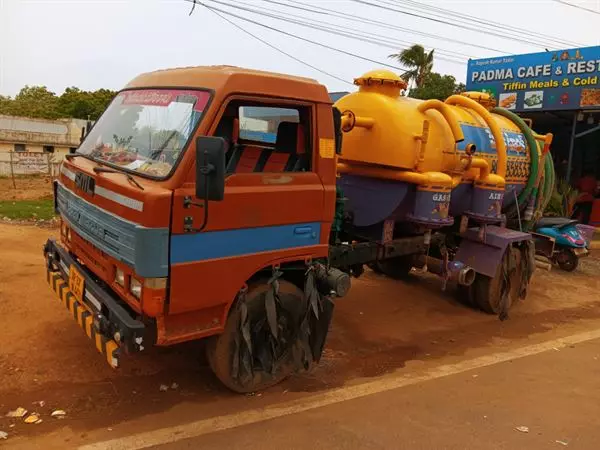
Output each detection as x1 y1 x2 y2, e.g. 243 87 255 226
491 107 540 209
542 152 555 211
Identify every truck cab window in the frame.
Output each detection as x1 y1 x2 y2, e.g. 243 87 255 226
214 102 312 174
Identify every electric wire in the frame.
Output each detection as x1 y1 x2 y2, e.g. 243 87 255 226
201 5 354 85
185 0 408 71
552 0 600 15
258 0 508 54
211 0 474 62
350 0 577 49
393 0 586 47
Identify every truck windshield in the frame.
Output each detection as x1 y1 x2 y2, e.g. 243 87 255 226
79 89 211 178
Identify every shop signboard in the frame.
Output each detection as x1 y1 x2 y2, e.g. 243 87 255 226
466 45 600 111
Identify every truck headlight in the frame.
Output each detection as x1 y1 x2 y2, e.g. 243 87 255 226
130 278 142 299
62 223 71 242
115 268 125 287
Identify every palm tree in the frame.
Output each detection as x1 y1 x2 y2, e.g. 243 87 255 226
389 45 434 89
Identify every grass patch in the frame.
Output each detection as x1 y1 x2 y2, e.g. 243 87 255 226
0 199 55 220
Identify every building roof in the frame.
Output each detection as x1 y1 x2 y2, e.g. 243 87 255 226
125 65 331 104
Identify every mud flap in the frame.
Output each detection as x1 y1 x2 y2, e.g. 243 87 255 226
231 290 254 387
498 247 518 321
519 240 536 299
293 265 335 371
455 226 531 278
228 266 335 387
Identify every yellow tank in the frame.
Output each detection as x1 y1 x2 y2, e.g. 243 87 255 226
334 70 550 228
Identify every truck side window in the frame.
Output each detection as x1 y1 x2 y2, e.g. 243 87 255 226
217 102 312 174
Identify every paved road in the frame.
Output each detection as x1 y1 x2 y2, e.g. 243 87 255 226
3 223 600 449
151 337 600 449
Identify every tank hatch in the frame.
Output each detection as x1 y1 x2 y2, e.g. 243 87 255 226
353 70 408 97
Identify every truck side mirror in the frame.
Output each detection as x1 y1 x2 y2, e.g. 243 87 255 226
195 136 225 201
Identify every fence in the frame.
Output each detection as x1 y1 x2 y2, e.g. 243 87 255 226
0 152 61 180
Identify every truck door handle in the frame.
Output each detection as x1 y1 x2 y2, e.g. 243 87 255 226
294 226 313 235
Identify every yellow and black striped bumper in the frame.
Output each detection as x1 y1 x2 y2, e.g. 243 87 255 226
47 270 120 368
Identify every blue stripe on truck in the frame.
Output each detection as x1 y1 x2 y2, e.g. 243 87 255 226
170 222 321 264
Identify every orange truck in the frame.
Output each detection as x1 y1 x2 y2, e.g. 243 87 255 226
44 66 543 392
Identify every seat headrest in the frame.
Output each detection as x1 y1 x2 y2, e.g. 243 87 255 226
276 122 301 153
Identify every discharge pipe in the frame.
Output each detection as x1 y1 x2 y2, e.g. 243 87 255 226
417 99 465 143
341 110 375 133
446 95 507 179
413 255 476 286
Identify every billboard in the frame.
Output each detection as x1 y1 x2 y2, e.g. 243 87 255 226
466 46 600 111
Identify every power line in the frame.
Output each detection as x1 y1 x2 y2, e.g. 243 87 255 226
350 0 574 49
552 0 600 15
212 0 474 62
259 0 506 55
186 0 408 71
393 0 586 47
201 5 354 85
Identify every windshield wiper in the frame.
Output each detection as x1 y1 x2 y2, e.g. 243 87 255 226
93 166 145 191
64 152 86 161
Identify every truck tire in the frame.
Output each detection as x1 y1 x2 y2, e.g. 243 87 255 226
206 279 304 393
472 247 522 315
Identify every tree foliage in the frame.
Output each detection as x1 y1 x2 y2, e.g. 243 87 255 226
0 85 117 121
409 72 466 101
389 44 434 88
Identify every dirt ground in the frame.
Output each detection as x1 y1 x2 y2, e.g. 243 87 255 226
2 222 600 447
0 176 54 201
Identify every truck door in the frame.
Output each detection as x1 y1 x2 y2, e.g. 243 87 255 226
169 98 329 319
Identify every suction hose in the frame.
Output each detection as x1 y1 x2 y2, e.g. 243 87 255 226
542 151 555 211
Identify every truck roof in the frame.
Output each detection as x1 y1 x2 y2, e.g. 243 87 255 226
125 65 332 104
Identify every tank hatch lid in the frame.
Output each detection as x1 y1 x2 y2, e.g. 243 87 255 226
461 91 497 109
354 70 408 96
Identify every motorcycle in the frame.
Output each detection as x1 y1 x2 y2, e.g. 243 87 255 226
533 217 590 272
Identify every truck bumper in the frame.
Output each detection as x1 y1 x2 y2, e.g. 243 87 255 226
43 238 146 368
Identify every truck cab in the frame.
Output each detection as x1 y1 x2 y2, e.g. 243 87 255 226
45 66 343 392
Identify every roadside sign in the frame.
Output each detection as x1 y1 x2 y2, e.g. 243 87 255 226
466 46 600 111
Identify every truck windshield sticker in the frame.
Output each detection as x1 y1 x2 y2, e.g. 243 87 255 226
78 89 211 178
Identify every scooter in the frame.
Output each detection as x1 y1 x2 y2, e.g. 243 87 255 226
533 217 589 272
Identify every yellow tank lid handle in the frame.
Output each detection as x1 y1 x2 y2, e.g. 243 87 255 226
460 91 497 109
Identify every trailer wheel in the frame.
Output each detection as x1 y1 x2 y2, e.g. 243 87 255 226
369 256 413 280
472 247 522 315
206 279 304 393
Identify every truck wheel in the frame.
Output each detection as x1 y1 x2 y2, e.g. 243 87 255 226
472 247 521 315
557 249 579 272
206 279 304 393
369 256 413 280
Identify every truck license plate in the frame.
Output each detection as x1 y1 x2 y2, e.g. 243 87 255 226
69 265 85 303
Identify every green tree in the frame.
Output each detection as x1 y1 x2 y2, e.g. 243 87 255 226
58 87 116 120
58 87 93 119
0 86 117 121
409 72 465 101
8 86 61 119
389 44 434 88
0 95 12 114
